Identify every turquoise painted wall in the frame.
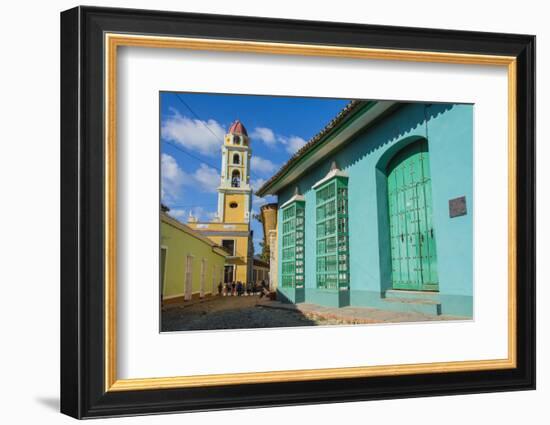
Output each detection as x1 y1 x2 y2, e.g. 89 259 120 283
276 103 473 316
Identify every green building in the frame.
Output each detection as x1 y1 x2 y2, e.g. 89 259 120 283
160 210 227 304
257 100 473 317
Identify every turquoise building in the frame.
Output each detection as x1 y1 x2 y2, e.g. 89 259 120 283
256 100 473 318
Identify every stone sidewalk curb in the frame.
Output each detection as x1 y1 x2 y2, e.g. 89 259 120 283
256 300 464 324
256 301 380 324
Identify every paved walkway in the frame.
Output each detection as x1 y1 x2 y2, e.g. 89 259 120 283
256 299 465 324
161 294 465 332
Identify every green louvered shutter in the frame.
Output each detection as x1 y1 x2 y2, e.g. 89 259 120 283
316 177 349 290
281 201 305 288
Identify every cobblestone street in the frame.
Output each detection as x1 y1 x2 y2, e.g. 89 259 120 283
161 295 319 331
161 294 462 332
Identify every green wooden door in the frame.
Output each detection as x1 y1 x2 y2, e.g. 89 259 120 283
387 140 439 291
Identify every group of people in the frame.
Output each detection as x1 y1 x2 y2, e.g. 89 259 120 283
217 280 268 298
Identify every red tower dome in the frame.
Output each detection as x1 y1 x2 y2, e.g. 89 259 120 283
228 120 248 136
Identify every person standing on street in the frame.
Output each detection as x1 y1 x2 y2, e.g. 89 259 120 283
259 279 267 298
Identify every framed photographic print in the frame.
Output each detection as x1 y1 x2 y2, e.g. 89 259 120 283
60 5 535 419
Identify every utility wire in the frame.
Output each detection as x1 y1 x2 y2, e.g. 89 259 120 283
164 93 266 179
163 140 266 179
163 139 218 170
163 140 220 171
174 94 226 145
163 140 266 191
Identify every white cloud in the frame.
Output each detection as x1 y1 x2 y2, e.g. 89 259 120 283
253 194 277 208
251 127 276 146
278 135 307 154
251 126 308 155
250 177 266 192
161 153 187 202
188 206 206 221
251 157 277 175
193 163 220 193
252 196 266 206
167 208 186 220
167 206 217 223
190 207 218 222
161 110 225 157
250 124 308 155
161 153 220 205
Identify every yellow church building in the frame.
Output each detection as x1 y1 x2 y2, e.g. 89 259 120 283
187 120 253 284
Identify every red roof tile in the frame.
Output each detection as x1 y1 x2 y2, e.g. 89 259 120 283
229 120 248 136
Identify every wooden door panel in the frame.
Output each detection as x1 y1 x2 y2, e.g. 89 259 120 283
387 140 439 291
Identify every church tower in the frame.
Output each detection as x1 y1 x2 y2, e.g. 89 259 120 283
187 120 253 285
217 120 252 224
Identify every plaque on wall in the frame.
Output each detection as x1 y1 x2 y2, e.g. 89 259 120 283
449 196 467 218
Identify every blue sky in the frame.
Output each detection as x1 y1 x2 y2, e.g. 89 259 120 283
160 92 349 253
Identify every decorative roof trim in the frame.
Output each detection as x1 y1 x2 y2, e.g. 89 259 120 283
280 193 305 209
312 164 349 189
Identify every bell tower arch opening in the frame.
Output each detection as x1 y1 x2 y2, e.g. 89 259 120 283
231 170 241 187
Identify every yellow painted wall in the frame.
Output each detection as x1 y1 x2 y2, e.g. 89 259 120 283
205 235 247 258
224 193 246 223
206 234 249 282
234 264 249 283
161 216 226 301
187 221 252 283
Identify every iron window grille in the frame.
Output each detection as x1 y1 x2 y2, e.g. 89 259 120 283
315 177 349 290
281 200 305 288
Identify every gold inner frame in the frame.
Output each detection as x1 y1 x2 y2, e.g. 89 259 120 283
104 33 517 392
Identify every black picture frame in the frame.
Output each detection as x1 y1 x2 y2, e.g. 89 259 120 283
60 5 535 419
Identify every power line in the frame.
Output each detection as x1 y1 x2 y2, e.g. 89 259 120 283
173 94 225 145
162 140 220 171
162 134 261 179
164 93 266 179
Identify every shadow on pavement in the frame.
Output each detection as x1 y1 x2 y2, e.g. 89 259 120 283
161 295 318 332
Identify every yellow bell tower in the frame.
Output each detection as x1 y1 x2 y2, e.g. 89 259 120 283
217 120 252 223
187 120 253 284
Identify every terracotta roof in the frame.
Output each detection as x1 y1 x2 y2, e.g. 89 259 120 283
228 119 248 136
255 100 365 196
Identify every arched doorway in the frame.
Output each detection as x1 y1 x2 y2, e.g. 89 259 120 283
386 139 439 291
